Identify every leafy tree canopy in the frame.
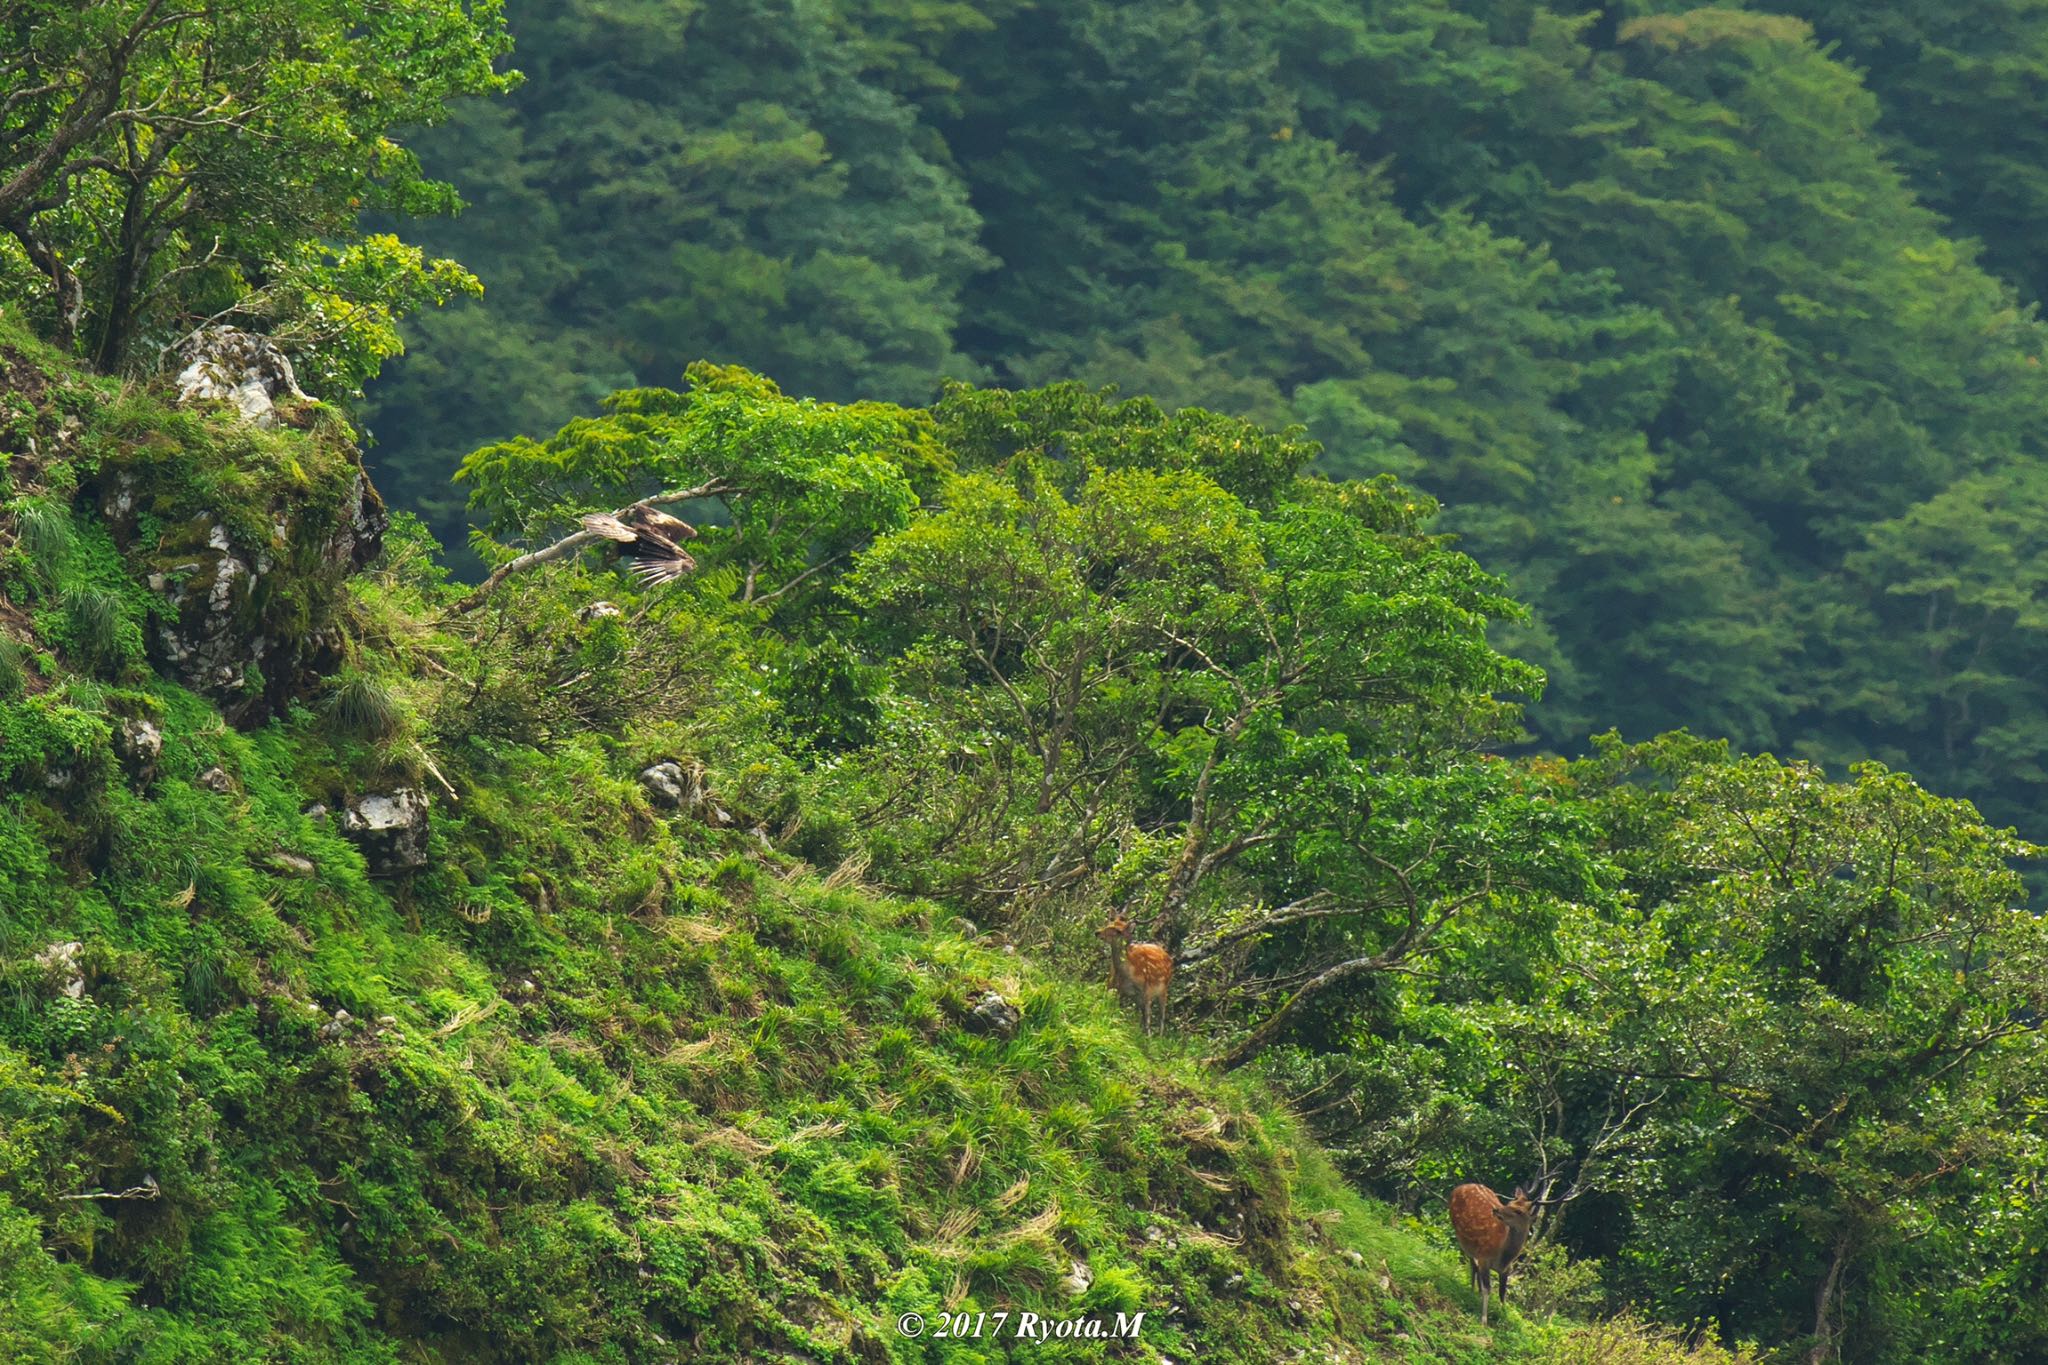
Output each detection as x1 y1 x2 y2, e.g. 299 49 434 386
0 0 513 387
355 0 2048 852
457 361 939 613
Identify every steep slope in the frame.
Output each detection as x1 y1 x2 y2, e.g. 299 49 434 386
0 325 1748 1363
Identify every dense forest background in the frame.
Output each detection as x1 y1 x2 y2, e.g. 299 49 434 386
365 0 2048 845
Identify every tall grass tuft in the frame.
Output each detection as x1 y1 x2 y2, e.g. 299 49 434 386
14 500 73 578
183 946 226 1017
0 637 23 700
326 672 406 742
63 587 125 673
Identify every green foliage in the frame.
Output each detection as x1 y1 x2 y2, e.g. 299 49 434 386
361 0 992 559
258 235 487 400
0 691 109 787
0 0 512 381
931 382 1320 510
459 363 931 613
58 585 124 674
361 0 2048 855
1540 1315 1761 1365
834 423 1542 969
13 500 73 579
1756 0 2048 303
15 111 2048 1358
769 636 888 755
1833 465 2048 821
1544 740 2048 1358
0 637 1569 1361
0 638 23 701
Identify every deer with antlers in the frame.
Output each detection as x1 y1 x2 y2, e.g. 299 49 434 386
1096 916 1173 1037
1449 1181 1540 1327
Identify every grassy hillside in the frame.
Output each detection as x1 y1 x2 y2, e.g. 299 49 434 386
0 324 1753 1362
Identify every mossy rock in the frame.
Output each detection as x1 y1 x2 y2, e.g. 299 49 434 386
88 400 385 724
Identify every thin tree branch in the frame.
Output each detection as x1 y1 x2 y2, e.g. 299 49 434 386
452 482 734 613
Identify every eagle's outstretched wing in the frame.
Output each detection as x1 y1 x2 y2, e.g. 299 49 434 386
582 510 696 584
626 544 697 583
624 506 699 541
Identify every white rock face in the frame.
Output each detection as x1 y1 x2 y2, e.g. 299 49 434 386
352 794 416 830
638 761 693 809
339 788 430 875
34 941 85 999
174 328 309 429
966 991 1022 1039
113 718 163 787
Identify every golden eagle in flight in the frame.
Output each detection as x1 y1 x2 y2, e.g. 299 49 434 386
580 506 700 585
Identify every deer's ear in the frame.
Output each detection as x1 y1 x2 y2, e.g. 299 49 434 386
1511 1186 1528 1201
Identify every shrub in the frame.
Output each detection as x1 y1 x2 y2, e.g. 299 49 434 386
1545 1315 1760 1365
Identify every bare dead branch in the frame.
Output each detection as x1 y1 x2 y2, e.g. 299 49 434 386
59 1175 160 1202
453 482 735 613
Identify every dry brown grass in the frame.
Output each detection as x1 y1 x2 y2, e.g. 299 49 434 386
935 1207 981 1246
782 1120 848 1145
1004 1203 1061 1243
697 1125 773 1157
823 852 871 891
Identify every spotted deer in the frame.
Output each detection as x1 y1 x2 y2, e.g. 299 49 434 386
1095 916 1172 1036
1449 1182 1538 1327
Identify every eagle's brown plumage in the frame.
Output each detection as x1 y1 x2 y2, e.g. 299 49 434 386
581 506 699 584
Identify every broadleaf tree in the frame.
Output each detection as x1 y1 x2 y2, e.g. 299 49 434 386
0 0 512 386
